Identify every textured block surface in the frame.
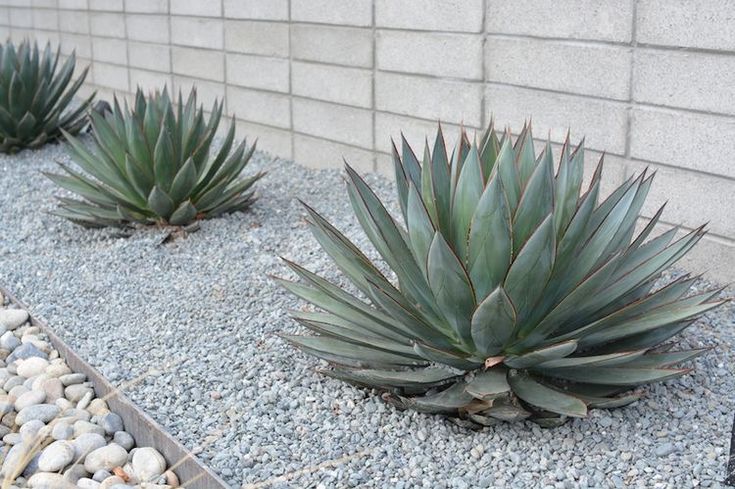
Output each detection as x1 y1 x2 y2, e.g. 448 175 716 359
5 0 734 278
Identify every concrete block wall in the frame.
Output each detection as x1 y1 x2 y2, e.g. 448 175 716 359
1 0 733 282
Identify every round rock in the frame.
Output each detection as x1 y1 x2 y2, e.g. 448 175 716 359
0 309 28 330
65 384 93 402
72 433 107 460
92 469 111 482
84 444 128 474
74 419 105 437
51 421 73 440
38 440 75 472
99 413 123 435
77 478 101 489
16 358 49 379
62 463 89 484
87 399 109 416
45 363 71 378
112 431 134 451
27 472 66 488
15 389 46 411
42 378 64 402
132 447 167 481
7 343 47 363
15 404 59 425
59 373 85 386
0 332 20 351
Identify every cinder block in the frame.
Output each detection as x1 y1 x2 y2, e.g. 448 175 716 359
171 46 224 82
89 0 122 11
30 31 59 46
10 29 31 42
93 62 129 92
31 0 57 7
128 41 170 72
124 0 166 14
9 7 31 27
291 0 371 27
171 17 223 49
32 9 58 30
235 119 293 159
292 62 372 108
225 20 288 57
580 151 626 200
487 0 633 42
90 12 126 38
59 53 90 80
293 98 373 149
374 112 466 155
637 0 735 51
627 159 735 238
376 72 483 126
637 220 735 284
291 24 372 68
486 37 631 100
377 31 482 79
171 0 221 17
634 49 735 116
485 84 628 155
0 7 8 25
126 14 169 44
227 53 290 93
129 68 172 92
224 0 288 20
58 10 88 34
90 86 130 105
294 134 374 173
173 75 225 109
92 37 127 65
59 32 91 58
629 106 735 179
9 27 33 40
58 0 87 9
226 85 291 129
376 0 483 32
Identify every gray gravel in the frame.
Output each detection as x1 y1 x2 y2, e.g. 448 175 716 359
0 138 733 489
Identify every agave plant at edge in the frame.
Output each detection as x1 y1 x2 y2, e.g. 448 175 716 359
277 122 724 427
0 40 93 153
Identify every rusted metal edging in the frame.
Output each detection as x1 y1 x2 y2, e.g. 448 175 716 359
1 287 231 489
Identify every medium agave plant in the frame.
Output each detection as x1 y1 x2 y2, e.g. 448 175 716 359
0 40 93 153
46 87 263 227
278 123 723 427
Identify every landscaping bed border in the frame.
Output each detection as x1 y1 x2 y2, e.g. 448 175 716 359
0 286 231 489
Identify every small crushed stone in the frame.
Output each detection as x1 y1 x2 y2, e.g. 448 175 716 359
0 139 733 489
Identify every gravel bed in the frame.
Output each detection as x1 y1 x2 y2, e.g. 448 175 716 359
0 139 733 489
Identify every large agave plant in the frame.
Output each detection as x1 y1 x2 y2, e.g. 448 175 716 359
278 123 724 426
0 40 93 153
46 87 263 227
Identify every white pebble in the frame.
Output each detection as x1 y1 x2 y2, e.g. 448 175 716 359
16 358 49 379
37 440 74 472
132 447 167 481
0 309 28 330
84 444 128 473
14 389 45 411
